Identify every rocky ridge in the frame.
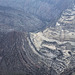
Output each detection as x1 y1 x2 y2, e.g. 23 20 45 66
0 1 75 75
29 5 75 75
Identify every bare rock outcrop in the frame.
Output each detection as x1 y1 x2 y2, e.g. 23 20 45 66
29 5 75 75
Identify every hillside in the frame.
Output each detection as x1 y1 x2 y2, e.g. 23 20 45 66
0 0 75 75
0 0 74 27
29 5 75 75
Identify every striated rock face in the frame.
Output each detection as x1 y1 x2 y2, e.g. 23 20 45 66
0 30 75 75
0 31 39 75
0 6 45 32
0 31 58 75
29 5 75 75
0 1 75 75
29 29 75 74
56 4 75 31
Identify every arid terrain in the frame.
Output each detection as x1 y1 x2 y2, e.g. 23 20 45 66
29 5 75 75
0 0 75 75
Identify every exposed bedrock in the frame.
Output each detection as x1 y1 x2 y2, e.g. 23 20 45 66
0 0 74 32
28 5 75 75
0 1 75 75
0 30 75 75
0 31 58 75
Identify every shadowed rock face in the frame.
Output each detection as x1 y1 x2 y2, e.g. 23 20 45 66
0 31 58 75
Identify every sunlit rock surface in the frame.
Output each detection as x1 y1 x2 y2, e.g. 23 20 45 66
29 5 75 75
